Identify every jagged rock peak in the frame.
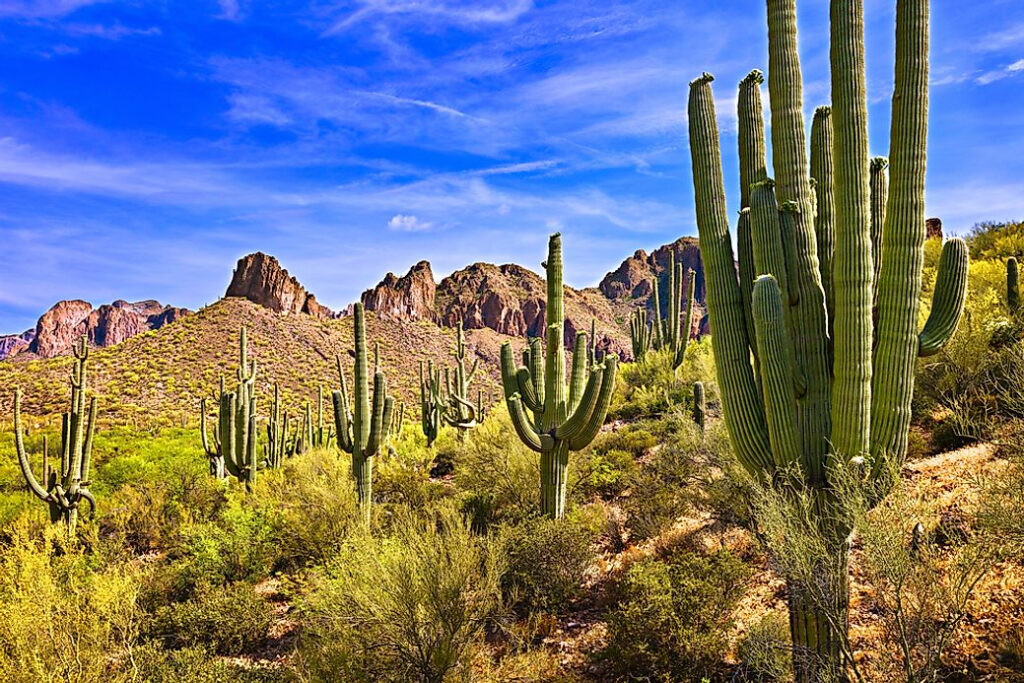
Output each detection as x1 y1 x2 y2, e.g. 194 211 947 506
17 298 190 359
599 236 705 303
225 252 332 319
361 260 437 322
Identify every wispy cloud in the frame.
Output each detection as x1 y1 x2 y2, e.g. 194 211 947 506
0 0 107 19
975 58 1024 85
387 213 434 231
325 0 534 35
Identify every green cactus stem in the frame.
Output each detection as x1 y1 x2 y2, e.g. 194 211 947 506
500 233 618 519
14 337 98 530
200 327 260 489
441 321 481 440
264 383 293 468
333 302 393 524
630 307 652 361
419 359 444 447
692 381 706 433
686 0 967 677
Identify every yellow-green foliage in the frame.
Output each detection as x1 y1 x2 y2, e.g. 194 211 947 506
294 506 503 683
610 339 716 421
0 518 145 683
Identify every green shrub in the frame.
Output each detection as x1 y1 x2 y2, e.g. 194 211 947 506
247 449 361 568
148 581 273 655
498 515 596 615
295 507 504 682
0 517 145 682
135 643 287 682
738 612 792 681
596 548 750 681
454 403 538 525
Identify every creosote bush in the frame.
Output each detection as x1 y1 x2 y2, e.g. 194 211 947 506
295 506 504 683
148 580 273 655
596 546 750 681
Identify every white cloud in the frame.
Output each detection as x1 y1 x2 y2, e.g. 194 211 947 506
326 0 534 35
218 0 241 20
0 0 107 19
386 214 434 231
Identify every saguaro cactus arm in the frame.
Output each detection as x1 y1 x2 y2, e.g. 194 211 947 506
918 238 969 357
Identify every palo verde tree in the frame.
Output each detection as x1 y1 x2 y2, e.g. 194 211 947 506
14 337 98 530
499 233 618 519
686 0 968 679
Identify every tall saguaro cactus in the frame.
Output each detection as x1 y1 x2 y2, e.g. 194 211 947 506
333 302 393 524
686 0 968 678
419 359 444 447
14 337 98 530
649 254 696 369
499 234 618 519
201 328 260 488
442 321 480 440
630 308 652 361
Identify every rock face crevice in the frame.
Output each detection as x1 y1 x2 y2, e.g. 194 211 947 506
225 253 332 319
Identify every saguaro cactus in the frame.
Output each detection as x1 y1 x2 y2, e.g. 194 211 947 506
333 302 393 523
200 328 260 488
649 254 696 369
686 0 968 678
14 337 98 530
419 360 444 447
442 321 480 440
692 381 706 432
264 383 292 468
499 234 618 519
630 308 652 361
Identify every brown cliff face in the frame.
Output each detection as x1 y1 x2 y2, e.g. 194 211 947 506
600 236 705 304
361 260 437 322
225 252 332 319
25 299 190 358
0 329 35 360
437 263 546 337
927 217 943 241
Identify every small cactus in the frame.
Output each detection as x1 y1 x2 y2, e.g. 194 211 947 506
692 381 706 432
14 337 98 530
1008 257 1019 313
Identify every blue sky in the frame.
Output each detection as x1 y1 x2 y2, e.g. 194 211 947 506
1 0 1023 333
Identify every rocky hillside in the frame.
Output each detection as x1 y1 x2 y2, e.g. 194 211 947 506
0 299 190 361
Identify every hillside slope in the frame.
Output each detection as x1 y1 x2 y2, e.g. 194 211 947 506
0 298 510 425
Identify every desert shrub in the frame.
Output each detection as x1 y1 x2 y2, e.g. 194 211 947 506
159 498 278 599
247 449 361 568
473 646 583 682
574 447 638 499
454 403 538 526
374 438 448 509
967 220 1024 261
596 547 750 681
0 517 145 683
135 643 287 682
621 415 738 541
295 506 504 682
148 581 272 655
610 340 716 421
498 515 596 615
738 612 792 681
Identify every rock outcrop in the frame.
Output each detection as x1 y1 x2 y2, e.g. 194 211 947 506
225 252 332 319
437 263 547 337
599 236 705 304
24 299 190 358
926 217 943 241
0 329 35 360
361 261 437 322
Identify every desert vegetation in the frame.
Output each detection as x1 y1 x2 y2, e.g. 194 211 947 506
2 1 1024 682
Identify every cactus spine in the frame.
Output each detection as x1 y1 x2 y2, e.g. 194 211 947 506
686 0 968 678
333 303 393 524
1008 257 1019 313
14 337 97 530
499 234 618 519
